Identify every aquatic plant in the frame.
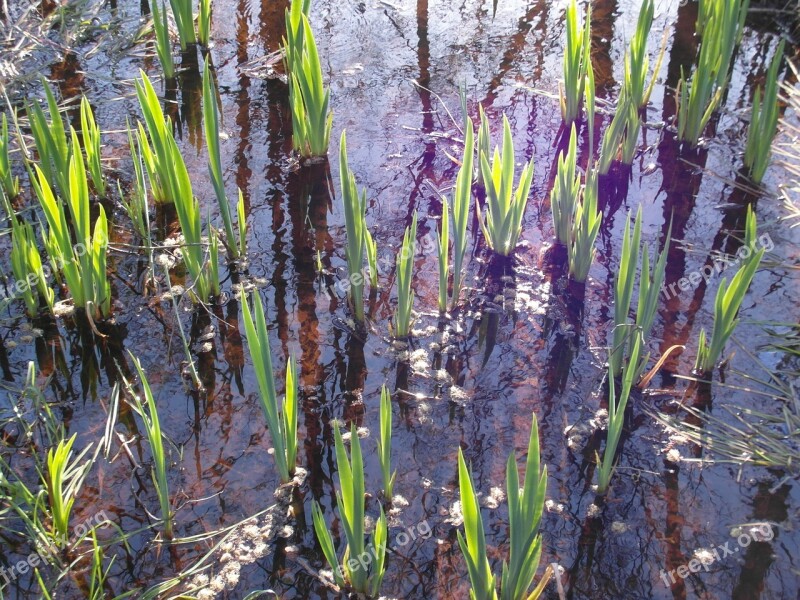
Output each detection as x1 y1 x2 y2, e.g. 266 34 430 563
288 15 332 158
437 196 449 313
33 147 111 319
451 117 474 310
202 60 239 258
122 122 152 248
168 0 196 50
237 188 248 257
87 529 115 600
283 0 311 75
241 292 298 483
394 211 417 338
596 332 648 495
312 422 388 595
457 412 551 600
561 0 591 125
45 434 93 545
339 131 370 323
609 208 642 377
80 96 106 198
476 116 534 256
198 0 211 47
597 95 640 174
128 354 173 539
551 124 580 245
568 168 602 282
477 105 491 164
27 79 70 195
377 385 396 500
677 0 748 145
8 202 54 316
744 40 785 184
695 208 764 374
150 0 175 79
622 0 655 109
0 113 20 199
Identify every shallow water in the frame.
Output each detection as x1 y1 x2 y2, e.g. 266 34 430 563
1 0 799 598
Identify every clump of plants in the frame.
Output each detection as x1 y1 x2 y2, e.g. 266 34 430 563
561 0 591 125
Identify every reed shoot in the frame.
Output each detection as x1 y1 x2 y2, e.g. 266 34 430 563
198 0 211 47
477 105 491 164
45 434 93 546
312 422 388 595
377 385 396 500
622 0 655 109
551 124 580 245
568 168 602 282
128 354 173 539
288 15 332 158
596 331 648 495
561 0 591 125
477 116 534 256
0 113 20 198
27 79 70 195
437 196 449 313
394 211 417 338
744 40 784 184
695 208 764 374
80 96 106 198
241 292 298 483
339 131 370 323
609 208 642 377
150 0 175 79
8 202 54 316
451 117 474 310
167 0 196 50
202 60 239 258
237 188 248 257
283 0 311 75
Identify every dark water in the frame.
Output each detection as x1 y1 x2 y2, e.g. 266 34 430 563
1 0 799 598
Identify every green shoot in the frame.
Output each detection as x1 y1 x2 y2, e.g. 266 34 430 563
477 105 491 164
622 0 655 109
568 168 602 282
283 0 311 75
377 385 396 500
167 0 196 50
551 124 580 245
80 96 106 198
311 422 388 595
241 292 298 483
150 0 175 79
198 0 212 47
695 208 764 374
45 434 93 546
237 188 248 257
288 15 332 158
451 117 474 310
457 448 496 600
744 40 785 184
394 211 417 338
610 208 642 377
27 79 70 195
339 131 370 323
128 354 173 539
202 59 239 258
8 202 54 316
477 116 534 256
561 0 591 125
596 332 648 495
366 227 378 289
437 196 450 313
500 413 549 600
0 113 20 198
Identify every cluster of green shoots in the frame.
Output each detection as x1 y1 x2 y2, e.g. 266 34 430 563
377 385 396 500
457 412 552 600
1 113 20 198
695 207 764 375
560 0 591 125
136 71 219 302
7 198 54 317
393 211 417 338
126 355 174 539
339 131 378 323
609 207 670 377
744 40 785 184
568 167 602 282
551 125 581 245
241 292 299 483
596 330 648 495
149 0 213 79
477 116 534 257
27 80 70 196
203 60 247 259
284 0 332 158
312 421 388 596
150 0 175 79
677 0 749 146
437 117 474 312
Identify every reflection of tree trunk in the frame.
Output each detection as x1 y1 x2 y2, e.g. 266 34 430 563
590 0 618 97
177 50 203 149
662 457 687 599
235 0 253 206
